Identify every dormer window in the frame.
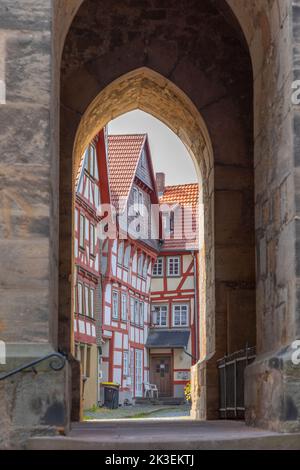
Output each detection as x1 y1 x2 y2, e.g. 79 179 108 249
86 144 97 179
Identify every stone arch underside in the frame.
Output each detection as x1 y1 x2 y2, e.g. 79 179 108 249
58 0 255 422
72 65 215 360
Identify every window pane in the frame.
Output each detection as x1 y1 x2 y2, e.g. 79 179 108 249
173 304 188 326
78 284 83 314
112 292 119 319
168 257 180 276
80 215 85 248
153 305 168 326
134 300 139 324
90 224 95 256
124 246 131 269
118 241 124 265
153 257 163 276
85 286 89 316
139 302 144 326
121 294 127 321
90 289 94 318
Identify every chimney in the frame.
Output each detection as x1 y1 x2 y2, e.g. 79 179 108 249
156 172 165 196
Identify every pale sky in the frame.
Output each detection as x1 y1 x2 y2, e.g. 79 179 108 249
108 110 197 186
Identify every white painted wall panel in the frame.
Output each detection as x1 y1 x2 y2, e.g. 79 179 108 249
113 368 122 385
105 284 111 303
114 332 123 349
114 351 122 366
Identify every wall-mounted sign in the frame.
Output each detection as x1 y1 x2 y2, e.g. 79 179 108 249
175 371 190 381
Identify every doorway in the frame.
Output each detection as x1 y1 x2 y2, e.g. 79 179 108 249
150 356 172 398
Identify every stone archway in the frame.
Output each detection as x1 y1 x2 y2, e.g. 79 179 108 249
58 0 256 423
0 0 299 450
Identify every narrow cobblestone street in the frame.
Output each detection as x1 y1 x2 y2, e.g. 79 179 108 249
84 404 191 421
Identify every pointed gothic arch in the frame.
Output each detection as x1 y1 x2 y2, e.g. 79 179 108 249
58 0 256 423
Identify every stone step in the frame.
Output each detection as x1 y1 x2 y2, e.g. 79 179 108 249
26 420 300 450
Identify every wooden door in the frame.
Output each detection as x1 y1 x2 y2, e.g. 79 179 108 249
150 356 172 397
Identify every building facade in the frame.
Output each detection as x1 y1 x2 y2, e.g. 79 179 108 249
73 129 108 409
100 134 160 404
149 178 199 398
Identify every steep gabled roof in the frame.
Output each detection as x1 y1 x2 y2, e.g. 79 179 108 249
160 183 199 208
160 183 199 252
107 134 146 210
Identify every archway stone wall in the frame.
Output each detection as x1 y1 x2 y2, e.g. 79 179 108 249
60 0 255 424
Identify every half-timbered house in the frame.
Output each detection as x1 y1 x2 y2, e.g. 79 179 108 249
73 128 110 409
100 134 160 404
149 175 199 399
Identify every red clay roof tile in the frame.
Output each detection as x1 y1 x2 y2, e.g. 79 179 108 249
108 134 146 210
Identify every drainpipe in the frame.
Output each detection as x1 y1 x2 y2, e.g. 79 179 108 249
192 250 199 363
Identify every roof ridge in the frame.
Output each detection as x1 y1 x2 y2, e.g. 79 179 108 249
108 133 147 138
164 183 199 189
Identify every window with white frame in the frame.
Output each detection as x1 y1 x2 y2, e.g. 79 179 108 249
139 302 144 327
169 211 175 234
138 254 144 277
90 224 96 257
121 293 127 321
124 245 131 269
85 285 89 316
173 304 189 327
112 291 119 320
152 305 168 327
123 351 129 376
89 288 95 319
153 257 163 277
87 144 96 178
79 214 85 249
134 300 139 325
167 256 180 276
77 283 83 315
133 187 139 213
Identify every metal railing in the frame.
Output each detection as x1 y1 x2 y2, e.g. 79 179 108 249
0 352 66 381
217 346 256 419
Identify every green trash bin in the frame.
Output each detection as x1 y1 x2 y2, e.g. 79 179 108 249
102 382 120 409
